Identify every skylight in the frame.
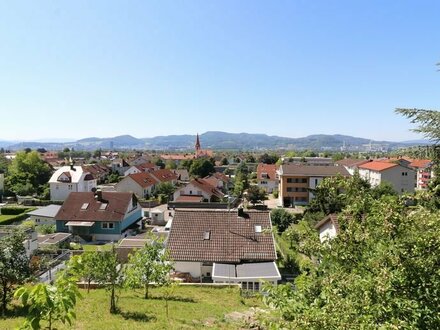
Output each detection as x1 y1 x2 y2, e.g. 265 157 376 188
203 231 211 240
81 203 89 210
99 203 108 210
255 225 262 233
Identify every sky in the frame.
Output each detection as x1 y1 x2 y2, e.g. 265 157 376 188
0 0 439 142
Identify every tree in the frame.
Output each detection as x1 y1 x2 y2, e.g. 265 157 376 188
93 248 123 313
245 185 267 205
67 253 101 293
125 239 172 299
371 181 397 199
14 271 81 330
63 148 70 153
258 153 279 164
263 180 440 328
189 159 214 178
270 208 295 233
395 109 440 142
0 230 30 315
6 151 52 196
165 159 177 170
220 157 229 165
154 182 176 200
154 158 165 169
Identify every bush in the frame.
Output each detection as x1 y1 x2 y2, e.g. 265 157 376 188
0 207 33 215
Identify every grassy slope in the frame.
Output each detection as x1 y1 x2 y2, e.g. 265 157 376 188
0 286 262 329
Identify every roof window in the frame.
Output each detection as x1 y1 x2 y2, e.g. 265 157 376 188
255 225 262 233
81 203 89 210
203 231 211 240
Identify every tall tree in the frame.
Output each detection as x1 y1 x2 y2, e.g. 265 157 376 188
189 159 214 178
245 185 267 205
6 151 52 196
125 240 172 299
0 230 30 315
263 192 440 328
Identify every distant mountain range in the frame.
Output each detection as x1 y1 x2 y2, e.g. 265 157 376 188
0 132 432 151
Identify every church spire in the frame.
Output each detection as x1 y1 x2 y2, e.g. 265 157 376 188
195 133 201 151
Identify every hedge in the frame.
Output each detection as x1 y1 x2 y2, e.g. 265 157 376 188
0 212 34 225
0 207 34 215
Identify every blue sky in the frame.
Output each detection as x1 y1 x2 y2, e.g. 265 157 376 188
0 0 439 142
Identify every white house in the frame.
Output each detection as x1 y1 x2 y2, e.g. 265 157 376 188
49 165 97 201
173 178 224 202
115 172 158 198
167 209 280 290
315 214 340 243
257 163 278 193
358 161 416 194
27 204 62 225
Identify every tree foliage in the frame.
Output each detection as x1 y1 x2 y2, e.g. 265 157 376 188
125 239 172 299
263 191 440 329
189 159 214 178
0 230 30 315
92 248 123 313
154 182 176 199
245 185 267 205
270 208 296 233
395 108 440 142
14 272 81 330
5 151 52 196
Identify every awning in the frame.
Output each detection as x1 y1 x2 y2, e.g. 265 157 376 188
65 221 95 227
212 262 281 282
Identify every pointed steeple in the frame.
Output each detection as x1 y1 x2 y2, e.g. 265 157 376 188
195 133 201 151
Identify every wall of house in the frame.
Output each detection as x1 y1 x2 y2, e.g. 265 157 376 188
50 178 97 201
173 183 211 201
116 178 144 198
174 261 202 278
280 176 309 206
381 167 415 194
258 179 277 193
29 215 56 226
318 221 337 242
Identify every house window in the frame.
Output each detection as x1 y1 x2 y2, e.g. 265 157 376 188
287 178 293 183
68 184 73 190
315 179 319 186
287 187 293 192
102 222 114 229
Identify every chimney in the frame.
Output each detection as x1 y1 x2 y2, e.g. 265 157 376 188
95 189 103 202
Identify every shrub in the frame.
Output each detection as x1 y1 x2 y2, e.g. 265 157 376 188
0 207 32 215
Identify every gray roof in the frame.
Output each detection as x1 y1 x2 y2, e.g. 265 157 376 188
280 165 350 177
212 262 281 280
28 205 62 218
38 233 72 245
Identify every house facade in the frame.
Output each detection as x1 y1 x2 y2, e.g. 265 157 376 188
173 178 224 202
115 173 158 198
278 165 351 207
27 204 61 225
167 209 280 290
409 159 433 190
55 191 142 241
49 165 97 201
257 163 278 193
358 161 416 193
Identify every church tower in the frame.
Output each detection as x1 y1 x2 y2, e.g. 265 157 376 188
195 133 201 156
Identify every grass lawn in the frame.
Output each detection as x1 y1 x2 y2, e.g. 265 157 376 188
0 214 16 223
0 285 262 329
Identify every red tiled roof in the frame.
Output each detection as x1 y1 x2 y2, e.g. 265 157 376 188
409 159 432 169
167 209 277 263
150 169 178 183
212 172 230 183
188 178 224 199
358 161 399 172
55 192 137 222
175 195 204 202
257 163 278 180
127 172 158 188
